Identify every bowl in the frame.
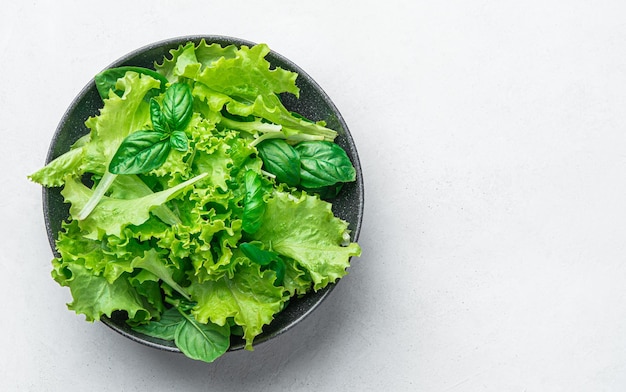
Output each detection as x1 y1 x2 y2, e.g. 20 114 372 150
43 35 364 353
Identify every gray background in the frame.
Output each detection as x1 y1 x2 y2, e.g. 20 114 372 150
5 0 626 390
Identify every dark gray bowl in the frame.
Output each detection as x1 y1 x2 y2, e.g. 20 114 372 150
43 35 363 354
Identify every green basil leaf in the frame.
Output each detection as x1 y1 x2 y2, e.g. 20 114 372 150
170 130 189 152
242 170 266 234
150 98 167 133
304 182 344 200
295 141 356 189
94 66 168 100
240 242 285 286
239 242 281 266
162 83 193 132
132 307 184 341
174 311 230 363
109 130 171 175
270 259 286 286
257 139 300 186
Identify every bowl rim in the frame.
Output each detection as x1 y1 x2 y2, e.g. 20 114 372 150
43 34 364 354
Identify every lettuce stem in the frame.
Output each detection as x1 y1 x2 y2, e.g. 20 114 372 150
249 131 285 147
76 171 117 220
219 116 282 134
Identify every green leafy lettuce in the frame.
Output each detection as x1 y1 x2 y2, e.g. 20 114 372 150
29 39 361 363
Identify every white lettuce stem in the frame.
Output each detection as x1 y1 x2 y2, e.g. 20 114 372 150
76 170 182 225
76 170 117 220
127 175 182 225
249 131 286 147
219 116 282 134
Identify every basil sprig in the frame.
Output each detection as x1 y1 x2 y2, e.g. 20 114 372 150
256 139 300 186
109 83 193 175
256 139 356 193
295 141 356 189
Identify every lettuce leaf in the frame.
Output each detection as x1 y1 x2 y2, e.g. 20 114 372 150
131 249 190 300
64 263 151 323
189 261 287 349
82 72 160 174
251 190 361 291
62 173 206 239
28 145 85 187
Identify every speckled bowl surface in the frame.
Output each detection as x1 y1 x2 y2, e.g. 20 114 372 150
43 35 364 353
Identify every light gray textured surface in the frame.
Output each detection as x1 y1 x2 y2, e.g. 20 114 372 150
5 1 626 390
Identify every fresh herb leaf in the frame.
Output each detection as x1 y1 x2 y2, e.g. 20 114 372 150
174 308 230 363
257 139 300 186
170 130 189 152
242 170 266 234
109 130 171 175
240 242 286 286
271 258 286 286
295 141 356 189
162 83 193 132
305 182 345 199
240 242 281 266
150 98 167 133
133 304 230 363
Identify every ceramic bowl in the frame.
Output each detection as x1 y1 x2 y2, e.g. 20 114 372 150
43 35 363 353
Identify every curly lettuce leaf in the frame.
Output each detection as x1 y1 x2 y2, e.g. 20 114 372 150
159 41 298 99
155 40 238 84
28 145 85 187
53 221 137 284
62 173 207 239
189 261 287 349
193 83 337 142
82 72 160 174
128 270 166 316
64 263 151 323
131 249 190 300
192 43 299 100
251 190 361 291
160 40 336 142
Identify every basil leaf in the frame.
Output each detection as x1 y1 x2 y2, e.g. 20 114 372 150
162 83 193 132
270 259 286 286
170 130 189 152
304 182 344 200
174 310 230 363
94 66 168 100
242 170 266 234
240 242 281 266
150 98 167 133
295 141 356 189
240 242 285 286
109 130 171 175
257 139 300 186
132 307 184 340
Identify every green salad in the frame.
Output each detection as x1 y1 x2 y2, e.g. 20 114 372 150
29 40 361 362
